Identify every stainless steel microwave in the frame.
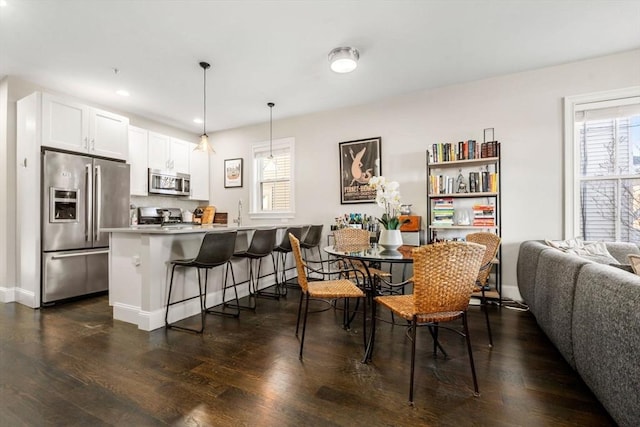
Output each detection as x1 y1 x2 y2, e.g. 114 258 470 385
148 169 190 196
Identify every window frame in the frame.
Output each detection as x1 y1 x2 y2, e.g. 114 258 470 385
563 86 640 239
249 136 295 220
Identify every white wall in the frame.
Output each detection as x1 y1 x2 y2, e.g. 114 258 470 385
209 49 640 300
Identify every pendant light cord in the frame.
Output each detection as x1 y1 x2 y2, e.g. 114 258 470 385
268 102 274 158
203 65 207 136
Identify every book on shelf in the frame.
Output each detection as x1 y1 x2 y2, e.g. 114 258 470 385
430 140 500 163
472 204 495 226
432 198 455 226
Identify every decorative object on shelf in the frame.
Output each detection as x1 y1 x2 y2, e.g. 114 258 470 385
264 102 277 172
399 204 412 215
339 137 381 204
456 169 468 193
455 209 471 226
224 158 243 188
328 46 359 73
194 61 214 153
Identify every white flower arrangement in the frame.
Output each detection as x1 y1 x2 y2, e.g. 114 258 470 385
368 176 406 230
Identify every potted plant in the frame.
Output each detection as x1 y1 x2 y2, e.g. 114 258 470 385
369 176 409 250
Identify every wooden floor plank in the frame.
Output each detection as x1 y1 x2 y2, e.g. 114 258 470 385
0 289 617 426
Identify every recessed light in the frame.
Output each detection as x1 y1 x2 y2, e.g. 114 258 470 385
115 89 130 97
193 118 203 124
329 47 359 73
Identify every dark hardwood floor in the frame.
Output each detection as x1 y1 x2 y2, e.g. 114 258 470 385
0 289 615 426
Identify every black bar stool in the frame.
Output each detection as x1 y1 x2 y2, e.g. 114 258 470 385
229 228 277 310
272 226 304 294
300 224 324 262
165 230 238 333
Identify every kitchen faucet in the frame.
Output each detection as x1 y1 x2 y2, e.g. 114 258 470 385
233 200 242 226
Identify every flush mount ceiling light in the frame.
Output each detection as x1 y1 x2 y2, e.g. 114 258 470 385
328 47 359 73
194 61 214 153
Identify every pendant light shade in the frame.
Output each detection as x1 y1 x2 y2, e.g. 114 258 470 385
264 102 277 172
194 61 214 153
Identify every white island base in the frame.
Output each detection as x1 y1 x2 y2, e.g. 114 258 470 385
106 225 295 331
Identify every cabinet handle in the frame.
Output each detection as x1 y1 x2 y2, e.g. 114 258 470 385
22 158 27 168
91 138 95 151
84 137 88 149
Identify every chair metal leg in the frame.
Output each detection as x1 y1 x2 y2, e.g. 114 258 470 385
205 262 240 318
295 291 305 337
409 316 417 405
166 264 205 334
226 258 257 311
462 312 480 396
481 289 494 347
299 293 311 359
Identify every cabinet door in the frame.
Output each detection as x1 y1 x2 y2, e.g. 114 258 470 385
41 93 88 152
189 148 209 201
89 108 129 160
170 138 190 174
128 126 148 196
147 132 171 170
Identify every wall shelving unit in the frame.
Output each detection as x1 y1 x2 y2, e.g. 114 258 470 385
426 139 502 299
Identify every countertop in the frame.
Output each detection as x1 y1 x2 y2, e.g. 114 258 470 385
101 224 301 234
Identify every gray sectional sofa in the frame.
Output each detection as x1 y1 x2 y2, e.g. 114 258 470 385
517 240 640 427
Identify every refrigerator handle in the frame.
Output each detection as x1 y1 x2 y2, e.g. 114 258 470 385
85 163 92 242
95 164 102 241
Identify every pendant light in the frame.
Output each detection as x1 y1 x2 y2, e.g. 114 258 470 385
194 61 214 153
264 102 277 172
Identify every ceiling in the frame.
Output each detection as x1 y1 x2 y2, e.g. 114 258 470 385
2 1 639 135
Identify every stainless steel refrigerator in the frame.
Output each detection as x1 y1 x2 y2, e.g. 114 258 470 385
41 150 130 305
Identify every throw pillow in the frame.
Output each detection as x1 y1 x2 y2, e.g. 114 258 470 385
545 238 585 251
565 241 619 265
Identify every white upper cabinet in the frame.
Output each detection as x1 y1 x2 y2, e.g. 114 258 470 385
189 149 210 201
147 133 190 174
41 93 129 160
128 126 149 196
170 138 190 175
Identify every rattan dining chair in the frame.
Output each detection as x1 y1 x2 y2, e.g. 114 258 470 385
375 241 485 403
466 232 501 347
333 227 391 280
289 233 366 359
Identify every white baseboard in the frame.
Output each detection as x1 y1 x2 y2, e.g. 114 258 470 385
1 286 37 308
0 286 16 303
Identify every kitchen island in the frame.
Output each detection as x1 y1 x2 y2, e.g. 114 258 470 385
102 224 302 331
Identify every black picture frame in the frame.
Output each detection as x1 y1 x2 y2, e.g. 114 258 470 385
339 137 381 204
224 158 243 188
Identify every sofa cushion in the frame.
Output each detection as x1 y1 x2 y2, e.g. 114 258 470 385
564 241 619 264
517 240 551 308
533 249 590 369
573 263 640 427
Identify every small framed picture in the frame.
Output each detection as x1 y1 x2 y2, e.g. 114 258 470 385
224 158 243 188
339 137 381 204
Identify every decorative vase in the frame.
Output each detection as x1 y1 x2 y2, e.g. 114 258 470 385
378 229 403 251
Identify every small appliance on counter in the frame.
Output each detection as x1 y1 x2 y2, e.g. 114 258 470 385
138 207 183 225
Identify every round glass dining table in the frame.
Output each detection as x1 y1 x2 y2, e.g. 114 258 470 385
323 243 417 362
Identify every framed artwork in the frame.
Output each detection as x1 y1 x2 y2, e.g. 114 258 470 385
224 158 243 188
339 137 381 204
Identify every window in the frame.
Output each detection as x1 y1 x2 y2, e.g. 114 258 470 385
250 137 295 219
564 88 640 242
